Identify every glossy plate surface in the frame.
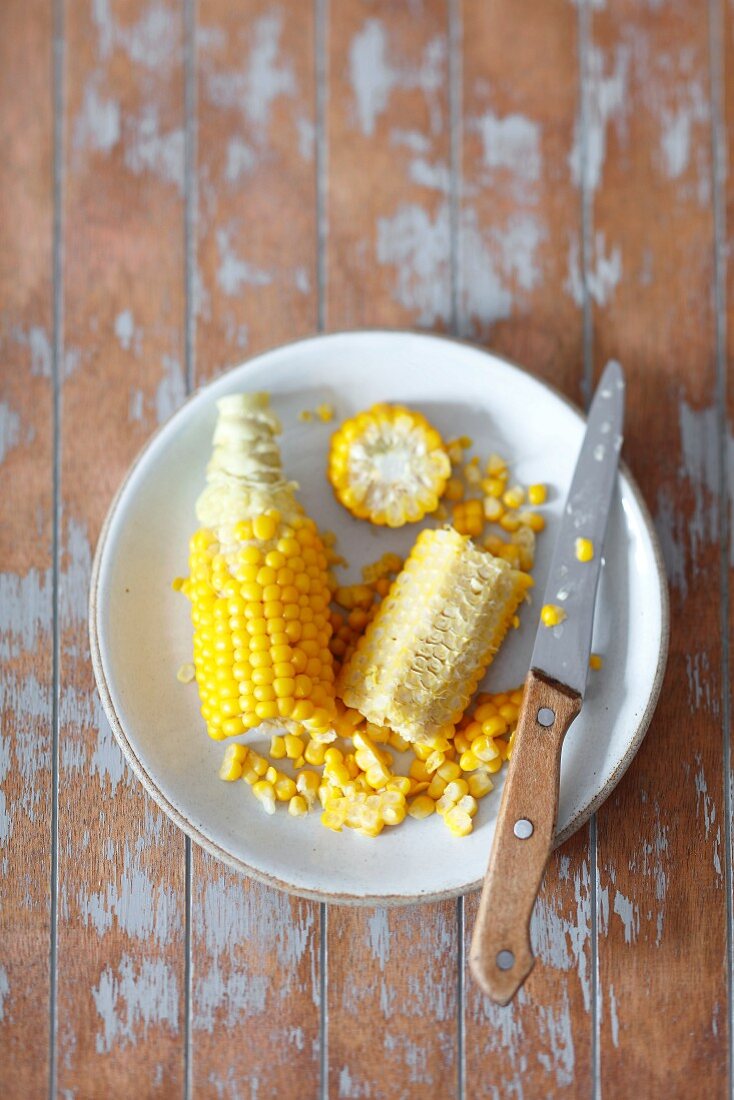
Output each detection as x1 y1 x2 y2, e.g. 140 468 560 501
90 331 668 904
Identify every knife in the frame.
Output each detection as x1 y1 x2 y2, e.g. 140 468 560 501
469 360 625 1005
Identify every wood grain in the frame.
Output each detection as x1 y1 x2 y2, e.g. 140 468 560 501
57 0 187 1093
471 673 582 1005
326 3 460 1096
460 2 594 1095
190 1 322 1095
589 1 728 1093
0 1 54 1095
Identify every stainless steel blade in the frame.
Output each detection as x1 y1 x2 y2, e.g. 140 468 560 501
529 360 625 697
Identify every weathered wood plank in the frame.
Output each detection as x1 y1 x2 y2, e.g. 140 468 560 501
326 4 459 1097
723 5 734 1086
589 1 728 1093
0 1 54 1095
190 2 322 1095
459 1 593 1095
57 0 187 1093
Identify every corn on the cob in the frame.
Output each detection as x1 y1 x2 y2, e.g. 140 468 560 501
337 527 532 744
328 403 450 527
181 393 336 741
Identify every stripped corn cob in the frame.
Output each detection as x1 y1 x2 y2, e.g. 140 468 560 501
181 393 336 741
328 403 450 527
338 527 532 744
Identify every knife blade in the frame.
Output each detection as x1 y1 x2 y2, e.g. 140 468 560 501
469 360 625 1005
530 358 625 696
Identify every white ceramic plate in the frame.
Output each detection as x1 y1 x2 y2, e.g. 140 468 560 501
90 331 668 905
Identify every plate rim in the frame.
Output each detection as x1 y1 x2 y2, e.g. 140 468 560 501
89 329 670 906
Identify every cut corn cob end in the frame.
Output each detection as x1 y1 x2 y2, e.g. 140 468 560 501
328 403 451 527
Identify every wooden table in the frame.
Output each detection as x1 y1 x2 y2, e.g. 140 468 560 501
1 0 731 1096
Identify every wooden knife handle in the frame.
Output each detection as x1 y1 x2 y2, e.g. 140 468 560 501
469 668 582 1004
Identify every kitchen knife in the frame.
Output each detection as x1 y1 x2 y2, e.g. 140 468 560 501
469 360 625 1005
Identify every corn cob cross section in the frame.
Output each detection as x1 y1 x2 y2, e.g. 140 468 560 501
181 393 337 742
337 527 532 744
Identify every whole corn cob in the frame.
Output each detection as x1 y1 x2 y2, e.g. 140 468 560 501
181 393 336 741
337 527 532 744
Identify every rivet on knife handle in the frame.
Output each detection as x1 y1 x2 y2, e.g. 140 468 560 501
469 669 581 1005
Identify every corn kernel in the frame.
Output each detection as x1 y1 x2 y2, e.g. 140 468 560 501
575 537 594 563
468 771 494 799
219 743 248 781
445 807 473 836
528 483 547 505
502 485 525 509
285 734 305 759
590 653 603 670
541 604 567 627
408 794 436 819
252 780 276 814
289 795 308 816
270 735 286 760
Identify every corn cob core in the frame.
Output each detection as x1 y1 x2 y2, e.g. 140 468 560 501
337 527 532 744
185 394 337 742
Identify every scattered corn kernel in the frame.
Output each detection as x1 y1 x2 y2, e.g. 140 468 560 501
575 537 594 563
528 483 547 505
288 795 309 816
219 743 248 781
177 662 196 683
590 653 603 670
541 604 567 627
408 794 436 819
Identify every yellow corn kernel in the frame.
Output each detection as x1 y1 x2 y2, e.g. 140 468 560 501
444 477 465 502
265 765 278 784
284 734 305 759
437 760 462 783
468 771 494 799
408 794 436 819
483 497 504 522
481 716 508 738
444 807 473 836
270 735 286 760
486 453 507 477
177 662 196 683
527 483 547 505
443 778 469 803
575 537 594 563
288 795 309 816
459 750 480 772
473 735 501 763
483 477 506 499
296 770 321 806
305 739 327 766
386 776 411 796
427 774 447 800
425 750 446 774
499 511 520 533
316 403 335 422
455 793 478 817
541 604 567 627
454 732 471 754
219 743 248 781
409 759 430 783
590 653 603 670
252 780 276 815
274 774 297 802
321 808 344 832
249 753 268 777
298 409 313 422
518 510 545 533
502 485 525 510
366 763 392 789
